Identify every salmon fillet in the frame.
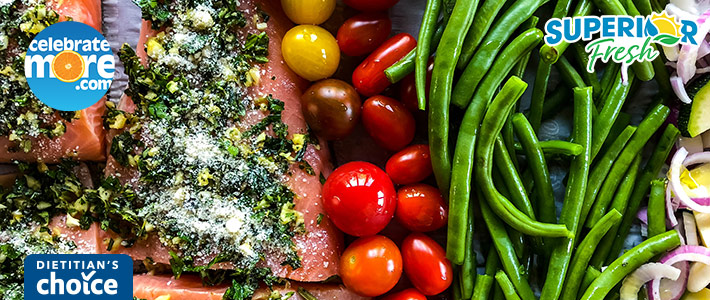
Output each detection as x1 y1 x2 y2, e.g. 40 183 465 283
132 274 370 300
99 0 341 283
0 0 106 163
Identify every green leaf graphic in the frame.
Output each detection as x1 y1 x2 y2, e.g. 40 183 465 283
653 34 681 46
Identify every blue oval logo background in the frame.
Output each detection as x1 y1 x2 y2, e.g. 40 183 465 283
24 21 114 111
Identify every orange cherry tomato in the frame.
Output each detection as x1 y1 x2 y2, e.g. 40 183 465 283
386 144 433 185
353 33 417 97
381 288 427 300
395 184 448 232
340 235 403 297
401 233 453 296
362 95 415 152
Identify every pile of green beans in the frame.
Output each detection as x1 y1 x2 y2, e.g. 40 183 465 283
397 0 687 298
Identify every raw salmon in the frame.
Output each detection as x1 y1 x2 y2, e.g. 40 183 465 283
132 274 370 300
0 0 106 163
101 0 341 283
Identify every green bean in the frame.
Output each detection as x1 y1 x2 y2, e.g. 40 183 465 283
560 210 623 300
589 155 641 268
652 47 673 98
591 71 635 160
451 0 550 108
495 136 536 219
473 246 501 300
539 87 593 300
480 197 536 300
555 56 586 90
453 267 463 300
494 281 505 300
447 30 543 262
572 43 602 99
579 267 602 299
385 23 445 84
585 104 670 227
599 63 622 105
529 61 552 131
495 271 522 300
513 16 539 77
598 112 631 156
461 201 476 298
636 0 653 14
512 113 556 225
474 76 571 238
578 125 637 237
458 0 508 69
541 86 571 121
609 124 680 260
590 0 655 81
415 0 443 110
579 230 681 300
514 140 584 157
539 0 594 63
429 0 477 211
503 112 519 170
647 179 668 239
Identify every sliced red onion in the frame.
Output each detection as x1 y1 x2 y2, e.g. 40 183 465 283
696 66 710 74
639 207 649 225
670 148 710 213
678 44 699 83
647 261 689 300
649 246 710 300
664 45 680 62
666 3 704 19
683 151 710 166
622 263 680 300
698 41 710 58
667 183 680 227
683 211 700 246
671 75 693 104
702 131 710 149
678 137 705 156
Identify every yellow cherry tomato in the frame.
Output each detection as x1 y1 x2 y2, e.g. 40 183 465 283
281 0 336 25
282 25 340 82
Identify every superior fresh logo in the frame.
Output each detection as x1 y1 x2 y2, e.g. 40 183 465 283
544 12 698 72
24 254 132 300
24 21 115 111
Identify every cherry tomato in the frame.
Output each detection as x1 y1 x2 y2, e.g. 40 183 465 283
282 25 340 81
386 145 433 185
343 0 401 11
353 33 417 97
401 233 453 296
337 12 392 57
340 235 403 297
399 59 434 112
381 288 428 300
362 95 415 152
281 0 336 25
302 79 361 140
323 162 397 236
395 184 448 232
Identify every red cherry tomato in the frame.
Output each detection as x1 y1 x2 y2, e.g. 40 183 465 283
401 233 453 296
343 0 401 11
362 95 415 152
386 144 433 185
395 184 447 232
399 59 434 112
353 33 417 97
323 162 396 236
381 288 428 300
337 12 392 57
340 235 403 297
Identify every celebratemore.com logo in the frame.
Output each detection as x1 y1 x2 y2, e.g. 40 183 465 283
24 254 133 299
24 21 115 111
544 11 699 72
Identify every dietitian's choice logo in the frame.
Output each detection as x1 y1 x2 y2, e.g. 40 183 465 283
544 12 698 72
24 254 132 300
24 21 115 111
